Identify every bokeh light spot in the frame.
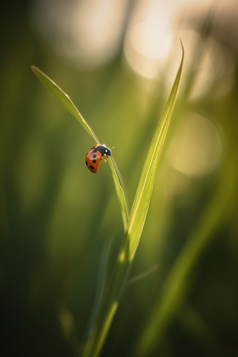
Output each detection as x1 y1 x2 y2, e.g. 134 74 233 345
169 113 223 177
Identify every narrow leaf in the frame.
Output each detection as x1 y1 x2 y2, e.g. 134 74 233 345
108 157 129 232
137 156 237 356
82 41 184 357
127 41 184 261
84 236 113 341
31 65 99 143
31 65 129 231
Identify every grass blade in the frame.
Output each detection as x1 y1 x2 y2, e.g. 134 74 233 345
84 236 113 343
83 41 184 357
31 65 100 143
126 41 184 261
137 154 237 356
108 157 129 232
31 65 129 231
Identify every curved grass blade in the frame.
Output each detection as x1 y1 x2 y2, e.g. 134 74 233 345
31 66 100 143
31 65 129 231
82 41 184 357
126 40 184 261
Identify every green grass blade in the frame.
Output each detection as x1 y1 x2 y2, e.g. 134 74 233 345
31 65 129 231
31 65 100 143
108 157 129 232
82 42 184 357
82 250 130 357
84 236 113 343
137 155 237 356
127 41 184 261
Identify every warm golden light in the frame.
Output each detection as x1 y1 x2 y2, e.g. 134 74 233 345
130 21 172 60
124 20 173 79
169 113 223 177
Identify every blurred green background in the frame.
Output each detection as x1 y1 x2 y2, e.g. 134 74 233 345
1 0 238 356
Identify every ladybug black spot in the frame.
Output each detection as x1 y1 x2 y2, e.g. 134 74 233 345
90 166 95 170
86 161 88 166
92 159 97 163
93 149 98 153
93 154 97 158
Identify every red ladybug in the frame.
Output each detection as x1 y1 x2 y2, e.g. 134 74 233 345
85 144 112 173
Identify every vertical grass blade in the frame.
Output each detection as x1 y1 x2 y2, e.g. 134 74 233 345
137 154 237 356
108 157 129 232
83 41 184 357
126 41 184 261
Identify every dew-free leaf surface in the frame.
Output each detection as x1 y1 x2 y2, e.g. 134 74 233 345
31 66 99 143
82 41 184 357
31 65 129 232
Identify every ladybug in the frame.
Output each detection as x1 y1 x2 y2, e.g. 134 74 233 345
85 144 112 173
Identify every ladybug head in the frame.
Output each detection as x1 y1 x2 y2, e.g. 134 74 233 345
96 144 112 157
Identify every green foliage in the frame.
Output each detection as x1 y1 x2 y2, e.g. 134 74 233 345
31 66 99 143
126 42 184 261
31 65 129 232
32 43 184 357
137 154 238 356
2 9 238 357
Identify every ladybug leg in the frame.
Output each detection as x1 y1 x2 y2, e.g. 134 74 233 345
101 154 108 163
